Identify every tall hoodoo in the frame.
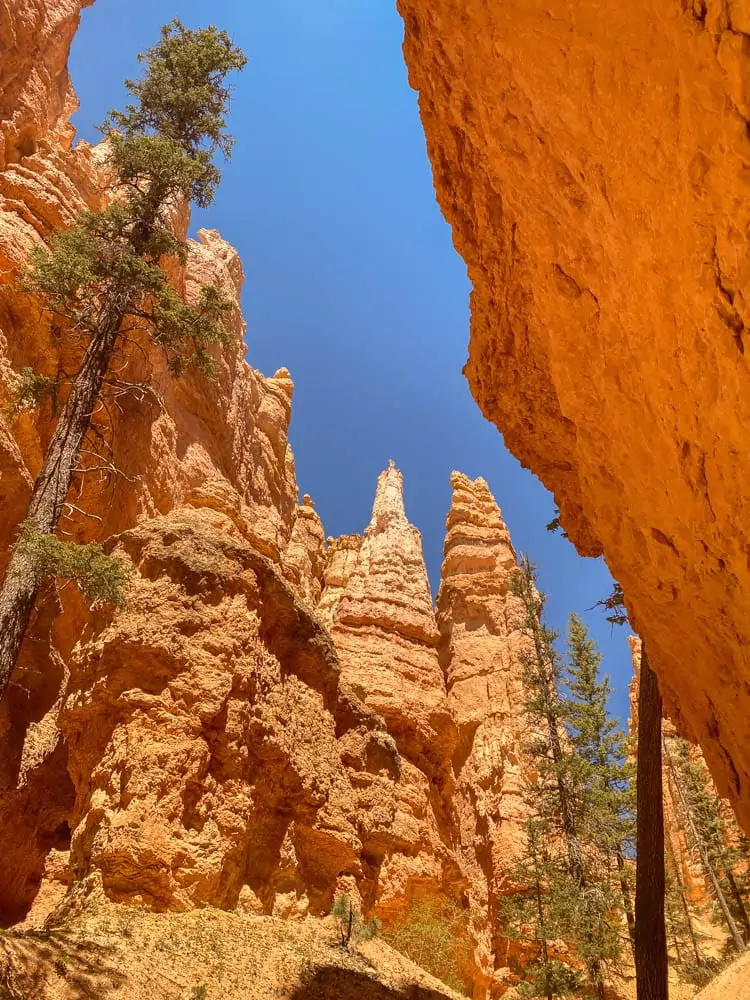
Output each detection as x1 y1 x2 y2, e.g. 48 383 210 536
437 472 530 994
320 462 461 930
327 460 455 771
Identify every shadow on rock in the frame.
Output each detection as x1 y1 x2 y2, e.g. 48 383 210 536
290 965 456 1000
0 928 126 999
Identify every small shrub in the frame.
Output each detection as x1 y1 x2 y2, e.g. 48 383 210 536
331 895 380 949
4 367 54 418
678 957 724 988
382 895 473 995
191 986 208 1000
17 522 131 608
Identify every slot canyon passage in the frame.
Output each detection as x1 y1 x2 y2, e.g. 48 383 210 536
2 0 750 998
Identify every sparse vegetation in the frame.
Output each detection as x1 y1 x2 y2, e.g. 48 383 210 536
331 895 380 949
15 521 131 608
3 366 55 418
382 896 474 995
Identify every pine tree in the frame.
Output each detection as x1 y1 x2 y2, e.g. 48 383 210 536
501 819 582 999
0 22 246 700
671 738 750 942
634 646 668 1000
563 613 635 962
662 736 746 954
596 585 668 1000
508 559 610 999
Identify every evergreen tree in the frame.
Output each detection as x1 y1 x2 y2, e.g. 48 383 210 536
669 738 750 942
507 559 610 999
596 585 668 1000
634 646 668 1000
662 736 746 954
0 22 246 700
501 819 582 1000
563 614 635 961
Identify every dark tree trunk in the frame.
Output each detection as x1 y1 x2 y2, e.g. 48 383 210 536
635 646 668 1000
0 306 123 699
616 848 637 961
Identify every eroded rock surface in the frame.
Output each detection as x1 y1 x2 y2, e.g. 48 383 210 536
398 0 750 832
437 472 531 994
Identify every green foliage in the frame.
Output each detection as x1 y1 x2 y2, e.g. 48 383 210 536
564 614 634 859
190 986 208 1000
24 20 246 375
545 507 568 539
103 20 247 208
331 895 381 949
667 735 750 940
4 367 54 418
382 896 473 995
18 523 130 608
506 564 631 997
676 957 723 988
517 959 582 999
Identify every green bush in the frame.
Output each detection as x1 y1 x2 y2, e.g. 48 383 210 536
17 523 131 608
381 896 473 995
331 895 381 948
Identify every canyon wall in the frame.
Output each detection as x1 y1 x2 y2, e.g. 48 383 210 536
0 8 531 994
397 0 750 832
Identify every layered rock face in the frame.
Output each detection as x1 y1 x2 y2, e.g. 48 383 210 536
0 0 384 927
436 473 531 994
397 0 750 832
437 472 528 995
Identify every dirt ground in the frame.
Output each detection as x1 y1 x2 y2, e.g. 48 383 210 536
0 898 465 1000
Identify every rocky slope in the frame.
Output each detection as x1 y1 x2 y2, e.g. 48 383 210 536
0 895 466 1000
397 0 750 833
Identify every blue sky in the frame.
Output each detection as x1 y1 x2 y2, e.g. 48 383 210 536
69 0 633 723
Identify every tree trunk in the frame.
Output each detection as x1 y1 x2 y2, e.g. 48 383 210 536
665 825 701 966
616 848 637 961
723 862 750 941
635 646 668 1000
663 738 746 954
0 305 123 699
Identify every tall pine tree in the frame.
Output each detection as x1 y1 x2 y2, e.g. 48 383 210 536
563 613 635 963
503 559 615 998
0 21 246 701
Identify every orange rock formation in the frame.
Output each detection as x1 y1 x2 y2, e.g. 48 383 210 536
437 472 531 994
0 11 536 991
397 0 750 833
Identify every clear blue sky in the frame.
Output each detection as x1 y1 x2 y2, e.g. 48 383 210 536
69 0 633 723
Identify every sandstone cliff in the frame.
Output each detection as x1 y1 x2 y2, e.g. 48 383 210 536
0 8 514 982
397 0 750 833
0 0 398 930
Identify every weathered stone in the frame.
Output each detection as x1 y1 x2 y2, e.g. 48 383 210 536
397 0 750 833
437 472 530 995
